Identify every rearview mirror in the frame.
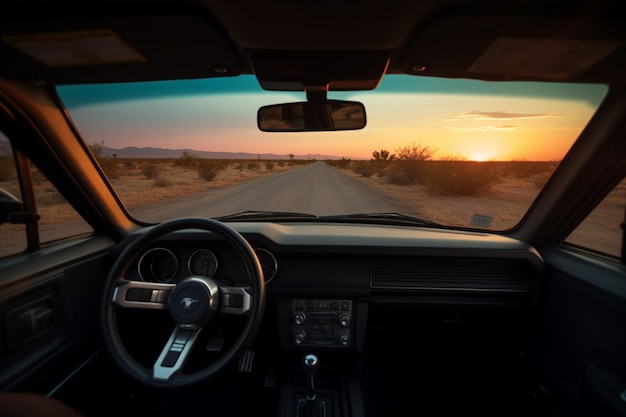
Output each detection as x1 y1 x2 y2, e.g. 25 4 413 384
258 100 366 132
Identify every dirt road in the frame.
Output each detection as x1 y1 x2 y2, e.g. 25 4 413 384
133 162 399 222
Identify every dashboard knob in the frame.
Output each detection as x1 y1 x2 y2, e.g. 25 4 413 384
293 312 307 325
338 313 351 327
294 332 306 344
338 332 350 346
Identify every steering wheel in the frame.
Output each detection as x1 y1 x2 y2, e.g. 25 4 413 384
101 218 266 387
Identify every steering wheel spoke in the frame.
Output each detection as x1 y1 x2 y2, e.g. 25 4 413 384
219 286 252 315
111 279 174 310
153 325 202 381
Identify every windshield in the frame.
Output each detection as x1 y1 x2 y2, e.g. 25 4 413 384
56 75 607 230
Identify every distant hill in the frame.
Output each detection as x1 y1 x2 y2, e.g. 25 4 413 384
99 145 349 160
1 138 358 160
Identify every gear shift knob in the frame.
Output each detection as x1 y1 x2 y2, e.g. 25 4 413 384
303 353 319 401
303 353 319 372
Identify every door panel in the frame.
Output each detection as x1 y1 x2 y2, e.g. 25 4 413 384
534 246 626 417
0 235 114 393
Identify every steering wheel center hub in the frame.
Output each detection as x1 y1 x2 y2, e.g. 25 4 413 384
168 277 219 326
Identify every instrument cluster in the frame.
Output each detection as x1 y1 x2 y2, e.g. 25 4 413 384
136 246 278 284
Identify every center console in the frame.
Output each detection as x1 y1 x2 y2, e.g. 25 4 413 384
275 298 368 417
290 299 353 348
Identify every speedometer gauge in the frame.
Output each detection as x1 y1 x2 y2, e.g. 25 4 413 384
255 248 278 284
138 248 179 282
188 249 219 278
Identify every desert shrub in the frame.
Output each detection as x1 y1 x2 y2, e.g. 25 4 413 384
425 161 499 196
328 157 352 169
395 142 435 162
175 151 199 168
142 162 159 179
388 171 412 185
196 160 227 181
352 161 375 177
246 161 260 170
98 157 119 179
88 140 105 158
371 149 396 161
265 161 275 170
153 175 173 187
388 159 429 185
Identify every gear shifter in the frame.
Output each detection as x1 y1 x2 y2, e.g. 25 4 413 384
304 353 319 403
298 353 326 417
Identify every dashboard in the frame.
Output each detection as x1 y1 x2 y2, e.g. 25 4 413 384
119 222 544 351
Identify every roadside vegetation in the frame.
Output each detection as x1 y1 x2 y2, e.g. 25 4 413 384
82 144 315 208
0 140 558 228
329 142 558 197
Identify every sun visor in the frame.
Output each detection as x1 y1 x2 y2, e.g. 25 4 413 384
0 14 242 84
400 17 625 83
250 50 390 91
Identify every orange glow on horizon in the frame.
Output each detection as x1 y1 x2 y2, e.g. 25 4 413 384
65 87 605 163
466 151 493 162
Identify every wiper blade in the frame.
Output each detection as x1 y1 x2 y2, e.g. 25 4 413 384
214 210 318 222
319 212 444 227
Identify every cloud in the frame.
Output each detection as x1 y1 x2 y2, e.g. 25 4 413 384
445 111 561 121
445 125 517 132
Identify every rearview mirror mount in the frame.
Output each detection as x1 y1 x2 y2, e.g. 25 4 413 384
257 100 366 132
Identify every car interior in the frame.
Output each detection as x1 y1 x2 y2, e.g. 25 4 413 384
1 1 626 417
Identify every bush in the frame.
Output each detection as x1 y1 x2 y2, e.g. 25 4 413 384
175 151 198 168
98 157 119 179
352 161 375 177
425 161 498 196
196 160 227 181
388 171 412 185
395 142 435 161
153 175 173 187
328 158 352 169
246 161 260 170
388 160 429 185
142 162 159 179
265 161 275 170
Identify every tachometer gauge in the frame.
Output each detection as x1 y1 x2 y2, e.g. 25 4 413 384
138 248 179 282
255 248 278 284
188 249 219 278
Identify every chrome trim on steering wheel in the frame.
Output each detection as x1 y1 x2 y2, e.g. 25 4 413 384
153 325 202 381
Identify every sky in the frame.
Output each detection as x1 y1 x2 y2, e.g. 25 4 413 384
57 75 608 161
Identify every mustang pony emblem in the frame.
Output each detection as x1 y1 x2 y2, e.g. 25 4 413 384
180 297 199 309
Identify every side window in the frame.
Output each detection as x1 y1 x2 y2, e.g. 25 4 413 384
0 137 26 255
564 177 625 259
0 132 93 257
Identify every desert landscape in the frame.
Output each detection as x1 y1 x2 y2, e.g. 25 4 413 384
0 154 622 258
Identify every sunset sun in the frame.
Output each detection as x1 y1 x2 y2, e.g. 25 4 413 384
467 151 493 162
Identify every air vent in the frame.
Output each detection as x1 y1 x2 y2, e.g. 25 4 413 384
371 258 531 292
